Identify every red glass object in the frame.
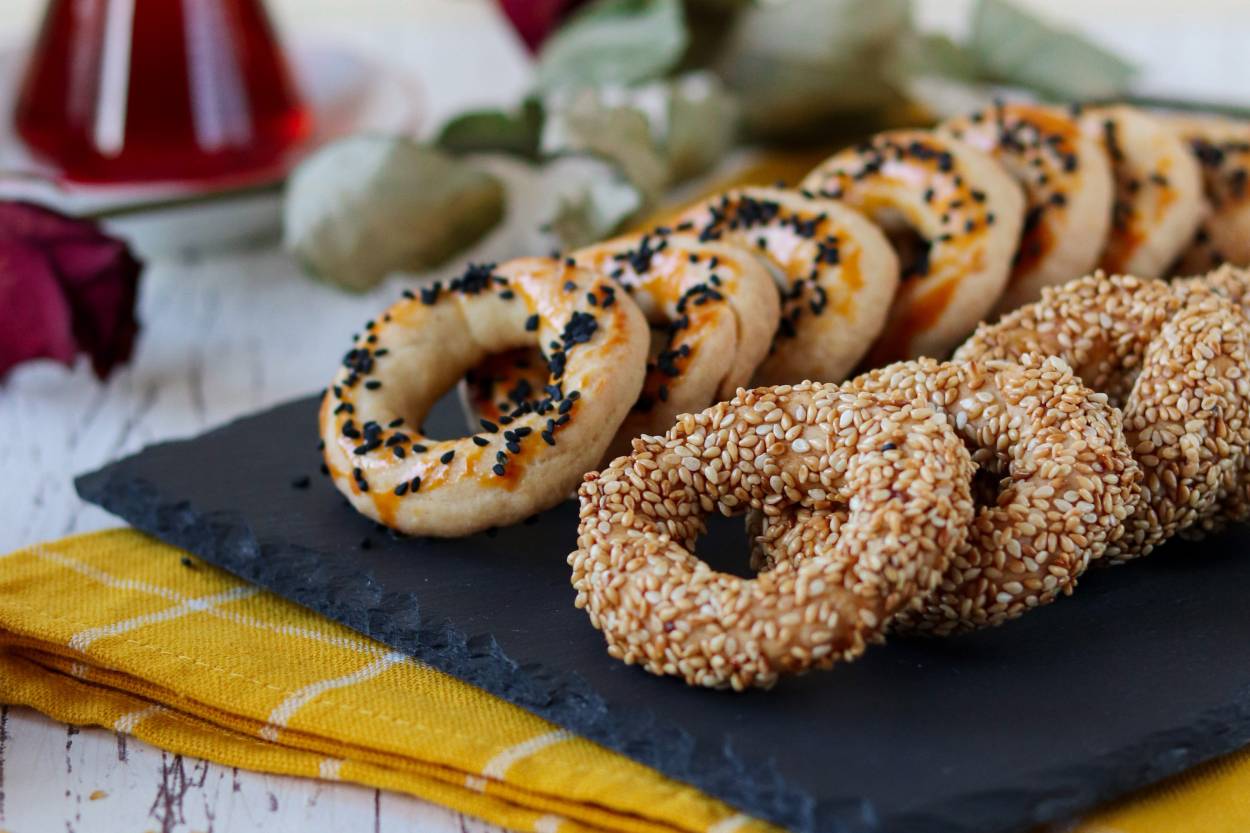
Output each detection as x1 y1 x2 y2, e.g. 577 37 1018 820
14 0 310 185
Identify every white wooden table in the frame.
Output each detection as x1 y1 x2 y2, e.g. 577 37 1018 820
1 2 1247 832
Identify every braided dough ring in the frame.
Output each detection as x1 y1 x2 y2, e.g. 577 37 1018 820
801 129 1025 363
956 273 1250 562
1080 106 1206 278
750 356 1140 635
1172 264 1250 529
674 187 899 384
321 257 648 537
460 233 780 463
942 102 1114 312
1170 115 1250 274
571 382 975 690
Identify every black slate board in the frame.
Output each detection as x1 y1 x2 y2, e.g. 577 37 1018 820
76 393 1250 833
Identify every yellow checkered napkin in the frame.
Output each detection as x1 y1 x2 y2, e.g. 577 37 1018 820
1 530 1249 833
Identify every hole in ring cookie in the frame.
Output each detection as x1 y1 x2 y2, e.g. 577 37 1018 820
320 257 649 538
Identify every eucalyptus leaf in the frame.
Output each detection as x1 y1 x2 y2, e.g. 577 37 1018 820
713 0 913 140
436 98 545 160
284 137 504 291
542 87 671 202
535 0 688 91
544 162 645 249
967 0 1136 100
665 72 740 182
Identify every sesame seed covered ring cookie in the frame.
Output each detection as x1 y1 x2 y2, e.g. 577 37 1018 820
460 233 781 463
956 273 1250 562
321 257 649 537
801 130 1025 363
1172 264 1250 529
570 383 976 690
942 102 1114 312
1081 106 1206 278
750 356 1141 635
674 187 900 385
1170 115 1250 274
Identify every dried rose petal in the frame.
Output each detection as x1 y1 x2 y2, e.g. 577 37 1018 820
0 239 76 377
0 201 142 381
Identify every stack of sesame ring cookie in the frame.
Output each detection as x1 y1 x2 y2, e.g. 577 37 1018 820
321 257 649 537
571 381 976 690
955 272 1250 562
747 355 1141 635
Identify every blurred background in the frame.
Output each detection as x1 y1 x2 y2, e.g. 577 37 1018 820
2 0 1250 552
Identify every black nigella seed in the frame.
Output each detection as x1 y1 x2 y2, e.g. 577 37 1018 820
394 482 409 496
883 442 897 451
525 314 539 332
500 289 515 300
563 280 577 292
493 464 507 476
506 441 521 454
412 443 428 453
480 418 499 433
440 450 455 464
291 475 310 490
559 399 574 414
411 476 422 492
472 436 489 446
542 430 555 445
514 426 532 437
388 417 404 428
365 380 382 390
394 446 406 459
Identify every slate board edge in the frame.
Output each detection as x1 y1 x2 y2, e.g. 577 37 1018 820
70 402 1250 833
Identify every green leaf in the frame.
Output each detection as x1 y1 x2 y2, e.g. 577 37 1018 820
542 87 671 202
712 0 913 140
894 32 980 83
665 72 740 182
283 137 504 291
967 0 1136 100
435 98 544 160
543 161 645 249
535 0 689 91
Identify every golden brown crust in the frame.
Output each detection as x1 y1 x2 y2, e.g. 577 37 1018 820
942 102 1114 312
801 129 1025 363
321 257 649 537
674 187 900 385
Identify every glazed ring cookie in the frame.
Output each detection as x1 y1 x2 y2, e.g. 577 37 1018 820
942 102 1114 312
801 129 1025 363
570 382 975 690
321 257 648 537
750 356 1141 635
674 187 899 384
956 273 1250 562
1080 106 1206 278
460 233 781 463
1170 115 1250 274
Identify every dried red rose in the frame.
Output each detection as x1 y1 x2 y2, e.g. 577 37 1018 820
496 0 587 52
0 201 142 380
